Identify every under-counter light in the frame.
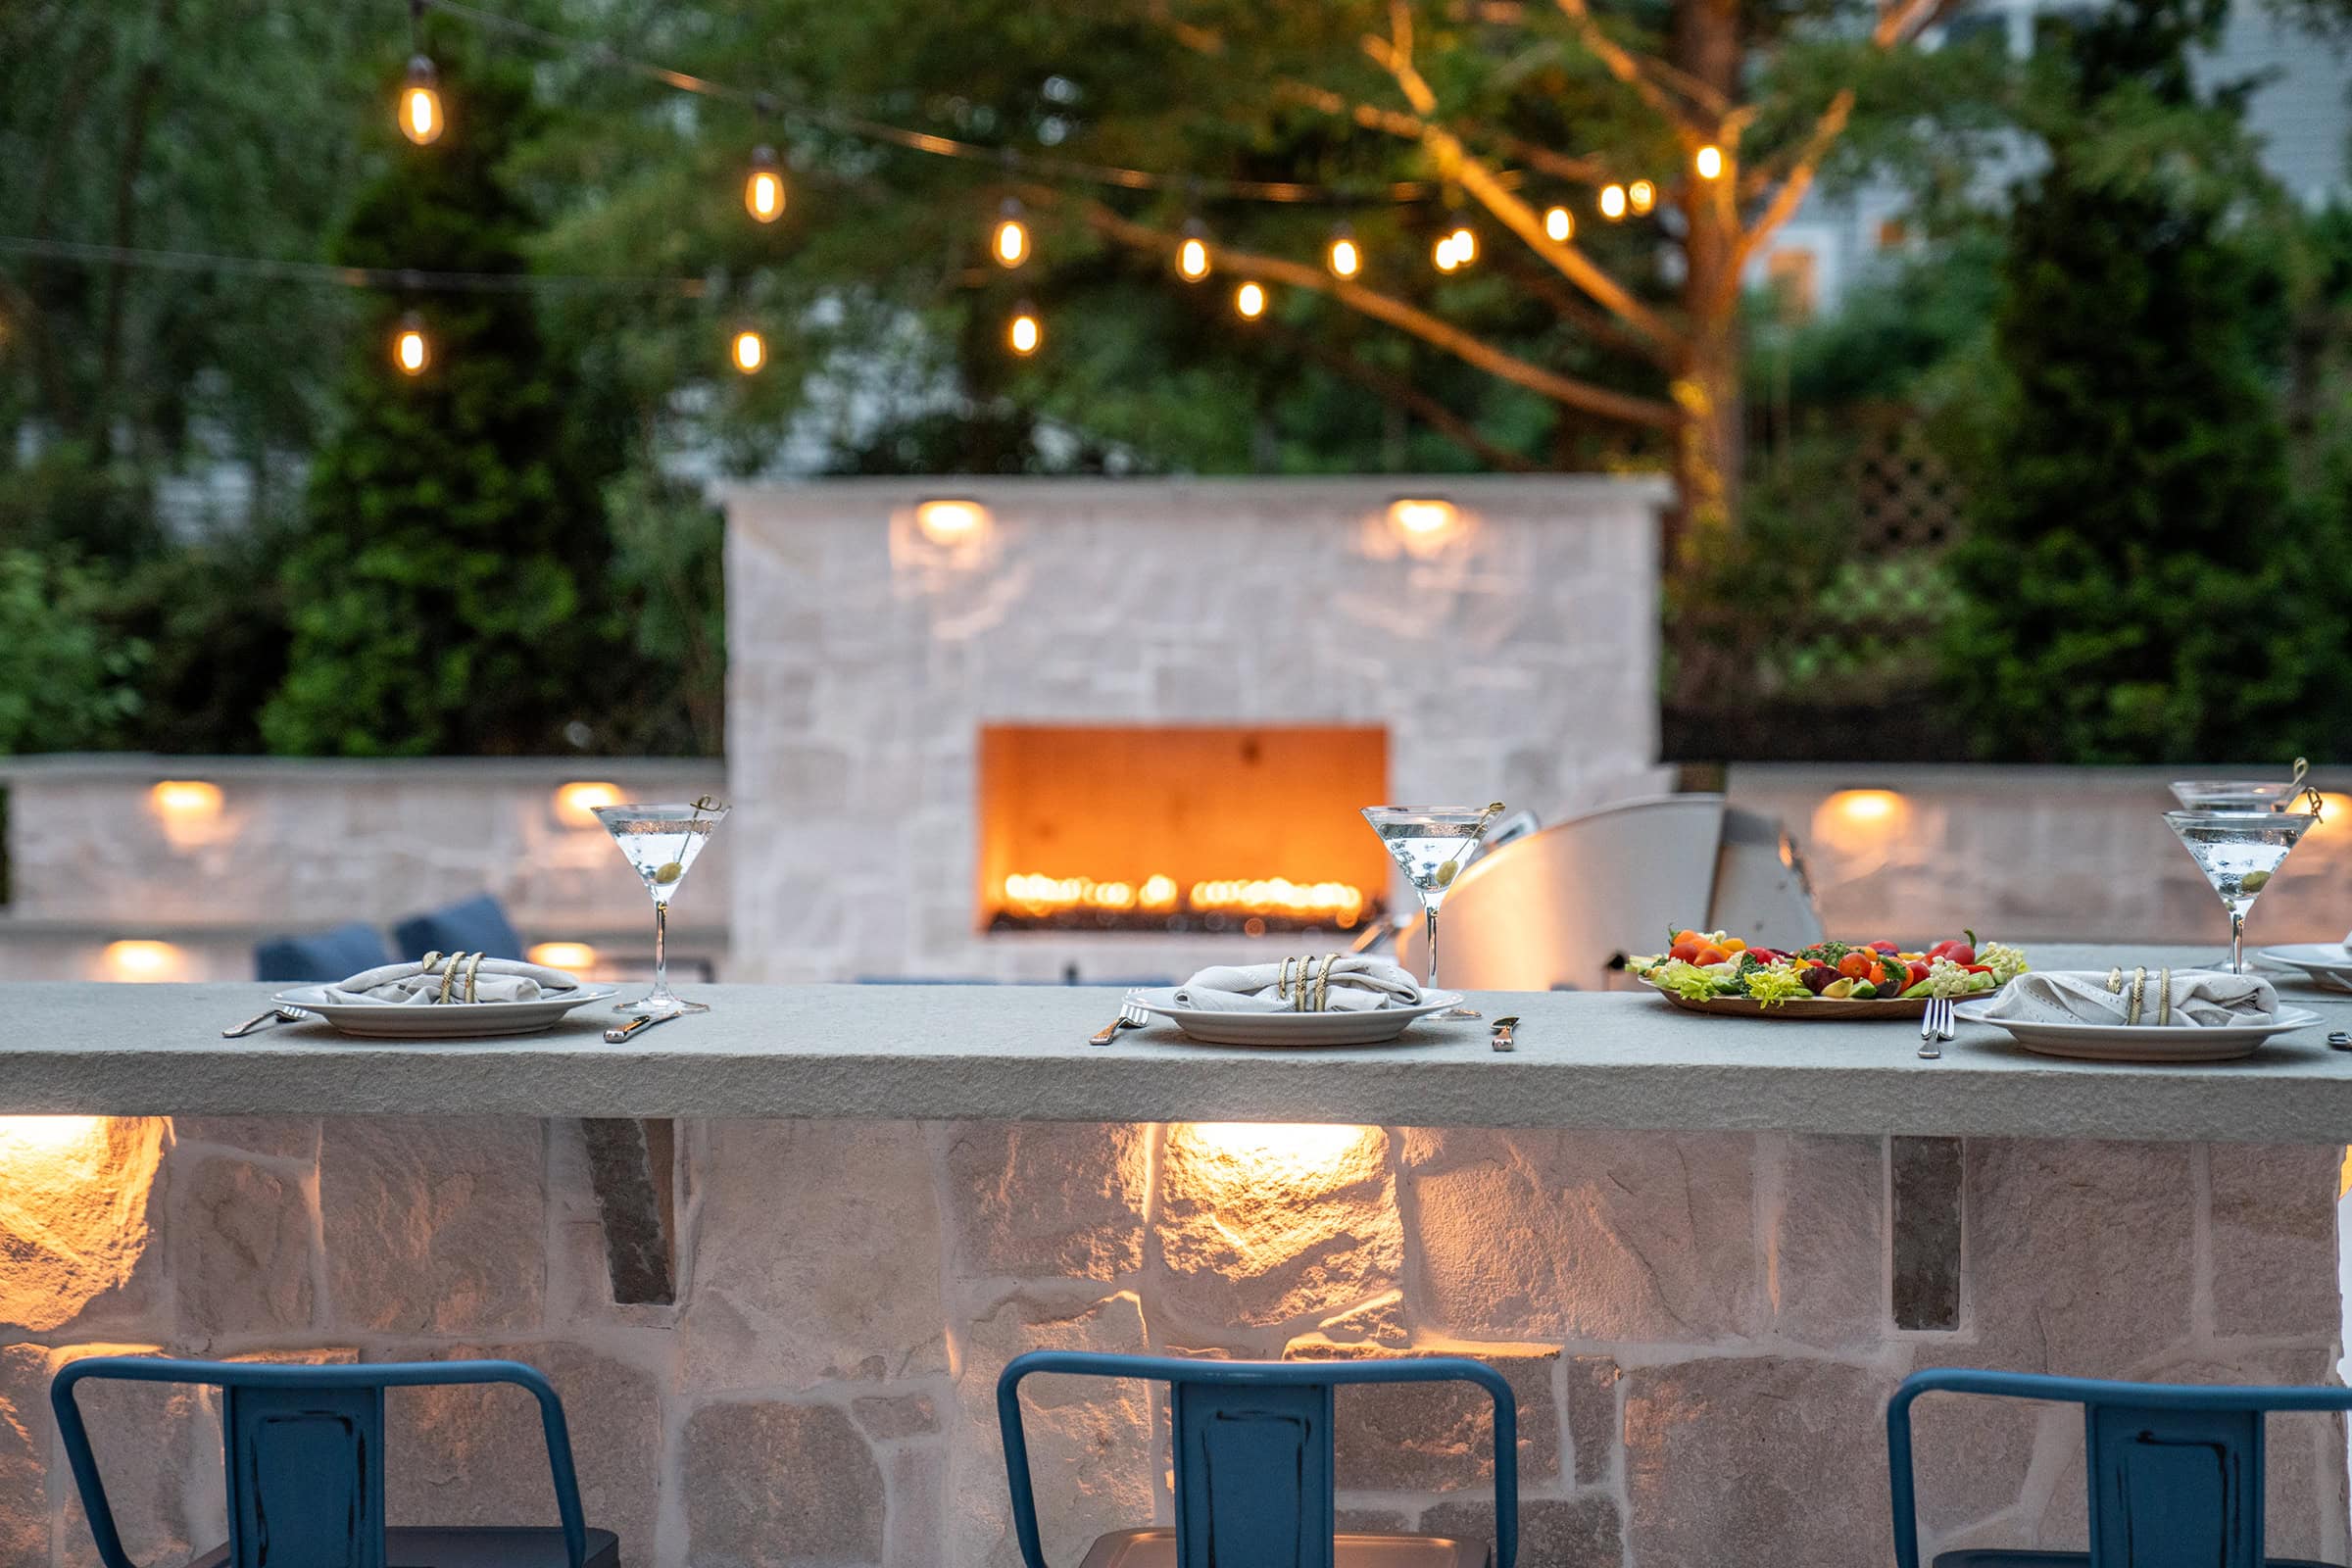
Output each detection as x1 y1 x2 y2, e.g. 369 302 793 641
149 779 222 824
528 942 600 973
1810 787 1912 855
102 941 184 983
554 780 624 827
1387 498 1459 540
915 499 990 545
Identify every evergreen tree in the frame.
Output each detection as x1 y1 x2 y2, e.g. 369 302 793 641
262 57 625 756
1943 0 2330 761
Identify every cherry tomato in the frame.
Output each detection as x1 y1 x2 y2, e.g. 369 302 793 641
1906 961 1931 988
1669 942 1702 963
1837 952 1876 979
1868 940 1899 955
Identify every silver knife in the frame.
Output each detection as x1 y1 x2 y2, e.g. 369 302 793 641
1490 1015 1519 1053
607 1010 687 1044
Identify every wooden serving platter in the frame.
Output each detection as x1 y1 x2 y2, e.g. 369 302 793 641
1642 983 1934 1020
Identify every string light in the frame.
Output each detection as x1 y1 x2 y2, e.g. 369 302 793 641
744 144 785 222
1007 300 1042 355
1432 232 1459 271
1448 225 1478 266
992 198 1029 267
1176 220 1211 281
1325 225 1361 279
1628 179 1656 216
1599 183 1628 220
1235 280 1267 319
399 58 443 144
392 312 430 374
731 326 766 373
1544 205 1574 243
1695 145 1724 180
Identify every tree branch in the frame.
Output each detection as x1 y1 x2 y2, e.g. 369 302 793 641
1729 86 1852 284
1277 79 1613 185
1270 320 1544 470
1550 0 1728 130
1079 203 1681 429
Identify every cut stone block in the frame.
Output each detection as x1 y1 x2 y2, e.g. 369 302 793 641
1966 1139 2193 1375
172 1155 315 1338
1891 1136 1963 1331
2208 1143 2339 1339
679 1120 945 1392
954 1292 1153 1568
1 1344 52 1568
169 1117 318 1161
1406 1128 1759 1342
855 1392 942 1441
318 1118 545 1334
684 1397 887 1567
0 1117 168 1335
1564 1355 1621 1486
372 1340 662 1560
1312 1290 1410 1348
944 1122 1148 1281
577 1117 675 1305
1280 1341 1559 1490
1155 1124 1399 1331
1775 1134 1886 1347
1421 1495 1621 1568
49 1344 203 1568
1626 1356 1895 1568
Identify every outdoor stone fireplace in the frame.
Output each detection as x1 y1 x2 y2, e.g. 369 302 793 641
722 476 1671 980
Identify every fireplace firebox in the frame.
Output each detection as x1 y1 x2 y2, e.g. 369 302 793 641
977 724 1389 935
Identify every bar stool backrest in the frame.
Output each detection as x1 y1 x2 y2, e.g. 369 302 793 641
51 1357 593 1568
998 1350 1518 1568
1888 1368 2352 1568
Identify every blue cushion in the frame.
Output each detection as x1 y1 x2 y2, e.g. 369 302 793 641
394 894 524 960
254 922 394 983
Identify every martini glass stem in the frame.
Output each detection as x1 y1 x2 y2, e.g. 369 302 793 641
2230 906 2245 975
654 898 672 1002
1424 903 1442 993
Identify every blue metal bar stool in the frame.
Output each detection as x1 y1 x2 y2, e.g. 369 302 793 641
999 1350 1518 1568
1888 1367 2352 1568
52 1356 618 1568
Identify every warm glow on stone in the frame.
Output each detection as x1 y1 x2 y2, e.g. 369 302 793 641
915 499 990 545
528 942 599 973
1388 498 1458 540
101 941 184 983
2301 792 2350 833
148 779 222 823
1157 1123 1396 1327
1810 788 1910 855
0 1116 165 1331
554 780 624 827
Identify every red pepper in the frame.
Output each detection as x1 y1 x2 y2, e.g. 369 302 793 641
1964 963 1992 975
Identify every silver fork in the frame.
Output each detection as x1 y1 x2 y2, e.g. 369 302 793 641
1090 995 1151 1046
222 1006 312 1039
1918 996 1953 1059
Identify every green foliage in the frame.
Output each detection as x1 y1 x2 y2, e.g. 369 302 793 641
262 60 629 757
0 551 146 754
594 470 726 756
1941 0 2342 761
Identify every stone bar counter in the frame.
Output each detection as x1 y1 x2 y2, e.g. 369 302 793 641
0 951 2347 1567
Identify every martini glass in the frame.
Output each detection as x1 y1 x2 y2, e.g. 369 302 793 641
1362 804 1501 1019
2168 780 2305 810
2163 808 2314 975
593 798 730 1015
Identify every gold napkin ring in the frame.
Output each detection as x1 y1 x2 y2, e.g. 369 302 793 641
464 951 486 1004
2157 967 2172 1026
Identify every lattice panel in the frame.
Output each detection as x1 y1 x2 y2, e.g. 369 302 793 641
1852 421 1964 554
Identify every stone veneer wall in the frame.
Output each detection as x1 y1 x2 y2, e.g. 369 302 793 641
721 476 1671 981
0 758 728 982
1 1118 2341 1567
1726 762 2352 947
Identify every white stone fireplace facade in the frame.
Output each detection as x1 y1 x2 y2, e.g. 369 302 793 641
723 476 1670 981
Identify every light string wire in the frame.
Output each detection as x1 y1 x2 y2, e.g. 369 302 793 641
416 0 1458 206
0 233 709 295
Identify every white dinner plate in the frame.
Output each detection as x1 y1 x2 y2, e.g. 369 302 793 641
1952 1000 2321 1062
270 984 620 1040
1127 988 1470 1047
2257 945 2352 992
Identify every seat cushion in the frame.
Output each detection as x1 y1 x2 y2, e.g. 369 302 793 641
191 1525 620 1567
1079 1528 1487 1568
394 894 525 960
1936 1553 2341 1568
255 920 394 982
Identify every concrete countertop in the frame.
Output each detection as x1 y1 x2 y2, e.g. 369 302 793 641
3 947 2350 1140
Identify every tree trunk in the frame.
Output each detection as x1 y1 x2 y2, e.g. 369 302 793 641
1670 0 1745 576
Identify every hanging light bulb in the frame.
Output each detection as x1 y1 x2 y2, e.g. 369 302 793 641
744 145 786 223
1544 205 1575 243
731 326 767 374
1176 220 1211 282
1325 225 1361 280
992 199 1030 268
1695 144 1725 180
398 56 443 145
1599 183 1628 220
1432 232 1459 272
392 312 430 375
1447 225 1478 267
1008 300 1043 356
1235 280 1267 319
1629 179 1657 216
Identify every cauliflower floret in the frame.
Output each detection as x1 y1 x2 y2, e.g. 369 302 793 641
1921 956 1982 998
1979 941 2030 985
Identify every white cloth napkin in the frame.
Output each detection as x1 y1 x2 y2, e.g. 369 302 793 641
1171 957 1422 1013
1975 969 2277 1028
320 955 581 1006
